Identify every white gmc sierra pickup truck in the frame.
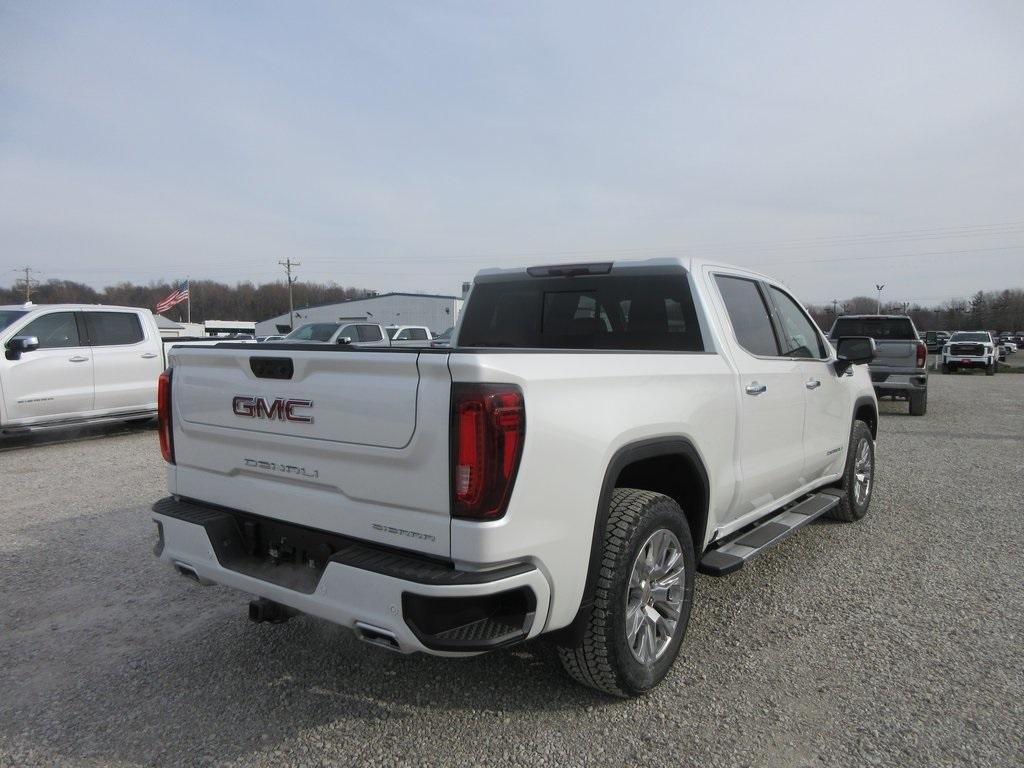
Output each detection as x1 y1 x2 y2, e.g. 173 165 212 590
152 258 879 696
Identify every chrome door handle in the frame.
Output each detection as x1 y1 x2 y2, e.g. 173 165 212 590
745 382 767 396
68 356 89 363
805 379 821 390
141 352 159 359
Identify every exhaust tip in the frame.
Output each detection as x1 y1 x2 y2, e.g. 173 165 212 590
354 621 401 651
173 561 201 582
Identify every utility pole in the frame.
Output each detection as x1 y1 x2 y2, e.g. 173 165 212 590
831 299 839 317
875 284 885 314
14 266 39 302
278 258 301 330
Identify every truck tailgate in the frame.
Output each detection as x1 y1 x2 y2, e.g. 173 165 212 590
167 347 453 557
871 340 918 367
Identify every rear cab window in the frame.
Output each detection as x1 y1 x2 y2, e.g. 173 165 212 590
830 317 917 340
458 272 704 351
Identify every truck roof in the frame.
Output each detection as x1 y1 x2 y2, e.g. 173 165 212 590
0 303 153 313
474 256 780 284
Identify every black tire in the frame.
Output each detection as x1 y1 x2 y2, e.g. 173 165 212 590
557 488 696 698
986 362 997 376
940 362 950 374
828 420 875 522
908 391 927 416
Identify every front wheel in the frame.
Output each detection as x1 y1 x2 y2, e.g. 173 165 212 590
987 362 997 376
828 420 875 522
557 489 695 697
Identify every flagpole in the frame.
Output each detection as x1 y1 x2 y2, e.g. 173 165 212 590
187 277 191 324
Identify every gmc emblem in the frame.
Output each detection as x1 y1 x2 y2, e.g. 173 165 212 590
232 395 314 423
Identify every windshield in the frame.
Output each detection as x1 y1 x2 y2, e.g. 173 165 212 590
0 310 28 333
949 332 990 342
285 323 340 342
830 317 917 340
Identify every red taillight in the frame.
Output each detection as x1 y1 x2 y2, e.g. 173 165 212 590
451 384 525 520
915 341 927 368
158 369 175 464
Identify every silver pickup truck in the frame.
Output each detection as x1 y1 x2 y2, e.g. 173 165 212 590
829 315 928 416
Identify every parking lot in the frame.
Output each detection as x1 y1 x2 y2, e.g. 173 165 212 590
1 372 1022 768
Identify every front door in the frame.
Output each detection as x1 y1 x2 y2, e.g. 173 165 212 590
763 284 850 482
2 311 94 424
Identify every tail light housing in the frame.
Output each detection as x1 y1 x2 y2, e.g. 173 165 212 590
158 369 175 464
451 383 525 520
915 341 927 368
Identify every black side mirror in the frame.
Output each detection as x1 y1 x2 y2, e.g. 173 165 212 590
5 335 39 361
833 336 876 375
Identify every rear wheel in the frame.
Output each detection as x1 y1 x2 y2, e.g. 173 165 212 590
828 420 874 522
908 391 927 416
557 488 695 697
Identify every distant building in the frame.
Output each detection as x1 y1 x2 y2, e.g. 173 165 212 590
255 292 463 337
154 314 255 339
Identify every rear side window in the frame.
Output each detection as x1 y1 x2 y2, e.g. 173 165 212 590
458 274 704 351
86 312 144 345
16 312 81 349
714 276 778 357
407 328 428 340
830 317 917 340
356 325 383 342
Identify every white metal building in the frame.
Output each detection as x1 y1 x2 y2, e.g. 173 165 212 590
255 292 463 337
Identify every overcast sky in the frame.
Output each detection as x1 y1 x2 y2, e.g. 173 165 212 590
2 1 1022 304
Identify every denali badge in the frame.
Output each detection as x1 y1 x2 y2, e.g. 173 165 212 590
371 523 436 543
243 458 319 479
232 395 314 423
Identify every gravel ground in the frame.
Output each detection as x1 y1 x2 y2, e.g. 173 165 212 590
1 373 1022 767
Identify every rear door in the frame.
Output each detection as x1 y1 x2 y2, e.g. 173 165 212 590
712 274 807 519
1 311 94 423
168 346 452 556
84 310 163 412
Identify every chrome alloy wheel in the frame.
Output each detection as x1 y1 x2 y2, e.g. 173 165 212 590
853 437 873 505
625 529 686 665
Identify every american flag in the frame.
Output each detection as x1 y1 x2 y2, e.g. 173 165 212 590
155 280 190 314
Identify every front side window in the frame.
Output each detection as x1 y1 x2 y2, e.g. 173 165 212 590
86 312 144 346
768 287 826 359
16 312 81 349
714 276 778 357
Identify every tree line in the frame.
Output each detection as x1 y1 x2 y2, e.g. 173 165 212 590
0 279 373 323
806 289 1024 333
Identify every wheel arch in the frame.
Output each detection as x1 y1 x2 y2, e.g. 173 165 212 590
853 395 878 438
552 436 710 646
